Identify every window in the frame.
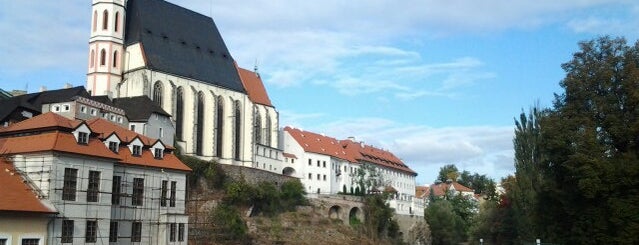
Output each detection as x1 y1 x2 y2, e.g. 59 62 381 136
317 160 320 167
132 178 144 206
323 161 326 168
112 50 118 68
130 124 136 131
112 176 121 205
159 127 164 138
62 168 78 201
132 145 142 156
21 239 39 245
176 87 184 140
63 104 70 111
90 108 97 116
265 113 272 146
114 12 119 32
92 10 97 31
109 221 118 242
308 159 311 166
154 148 163 159
169 223 176 242
109 141 118 152
110 115 115 121
0 239 6 245
61 220 74 243
86 220 97 243
78 132 89 144
215 95 224 156
160 180 168 207
131 222 142 242
153 81 163 106
87 171 100 202
317 174 320 180
308 173 311 179
100 49 106 66
323 175 326 181
170 181 176 207
53 105 60 112
90 50 95 68
234 100 241 160
254 110 262 144
195 91 204 156
178 223 185 241
291 159 295 164
117 116 123 123
80 105 86 113
102 10 108 30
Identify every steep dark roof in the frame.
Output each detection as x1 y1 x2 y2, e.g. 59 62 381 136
90 95 117 107
125 0 245 93
112 96 171 122
0 86 89 122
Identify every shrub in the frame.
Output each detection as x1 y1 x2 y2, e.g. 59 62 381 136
210 203 250 242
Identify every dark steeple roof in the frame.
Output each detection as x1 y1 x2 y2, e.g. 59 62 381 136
125 0 246 93
112 96 171 122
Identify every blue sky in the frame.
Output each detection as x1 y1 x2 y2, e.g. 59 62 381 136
1 0 638 185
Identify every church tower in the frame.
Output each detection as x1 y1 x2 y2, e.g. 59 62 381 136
86 0 125 96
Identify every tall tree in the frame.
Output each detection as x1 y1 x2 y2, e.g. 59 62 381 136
437 164 459 182
539 37 639 244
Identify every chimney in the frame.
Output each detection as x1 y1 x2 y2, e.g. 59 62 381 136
347 136 356 142
39 86 47 92
64 83 72 89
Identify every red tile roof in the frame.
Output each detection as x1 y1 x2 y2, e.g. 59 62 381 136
0 132 120 160
340 140 416 175
428 182 474 197
284 127 355 162
283 152 297 159
237 67 273 107
0 112 81 134
415 186 429 198
0 159 55 213
0 113 189 172
284 127 416 175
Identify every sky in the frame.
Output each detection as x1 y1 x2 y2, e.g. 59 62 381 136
1 0 638 185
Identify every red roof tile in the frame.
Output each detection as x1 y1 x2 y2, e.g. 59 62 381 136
428 182 474 197
117 147 191 171
237 67 273 107
0 159 55 213
284 127 355 162
283 152 297 159
0 132 120 160
86 118 154 145
415 186 429 198
0 112 81 134
340 140 416 175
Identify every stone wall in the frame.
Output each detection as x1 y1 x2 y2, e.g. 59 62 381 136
218 164 297 186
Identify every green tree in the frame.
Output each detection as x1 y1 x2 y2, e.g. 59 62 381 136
362 193 400 242
425 199 466 245
437 164 459 182
352 164 386 194
537 36 639 244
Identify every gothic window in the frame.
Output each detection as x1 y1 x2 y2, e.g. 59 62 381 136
234 101 241 160
100 49 106 66
90 50 95 68
114 12 119 32
215 96 224 157
102 10 108 30
93 11 97 32
153 81 163 106
254 108 262 144
196 91 205 156
265 112 272 147
113 51 118 68
175 87 184 140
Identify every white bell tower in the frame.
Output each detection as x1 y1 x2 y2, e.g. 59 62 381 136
86 0 125 96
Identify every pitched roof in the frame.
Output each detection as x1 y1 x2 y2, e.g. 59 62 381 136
238 67 273 107
85 117 172 149
0 159 56 213
112 96 171 121
0 112 81 134
118 147 191 171
282 152 297 159
428 181 474 197
415 186 429 198
0 132 120 160
341 140 416 175
0 86 89 122
125 0 245 93
283 127 355 162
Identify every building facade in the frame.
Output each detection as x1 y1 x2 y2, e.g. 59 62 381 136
0 112 191 244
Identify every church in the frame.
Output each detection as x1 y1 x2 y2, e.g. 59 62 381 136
86 0 279 166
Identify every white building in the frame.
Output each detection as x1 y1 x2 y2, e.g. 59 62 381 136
0 112 191 244
281 127 424 216
86 0 279 167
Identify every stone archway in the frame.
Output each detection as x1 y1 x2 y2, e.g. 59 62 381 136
349 207 363 225
328 205 342 220
282 167 296 176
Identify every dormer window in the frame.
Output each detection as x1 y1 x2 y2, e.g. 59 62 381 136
132 145 142 156
154 148 163 159
108 141 119 152
78 132 89 144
